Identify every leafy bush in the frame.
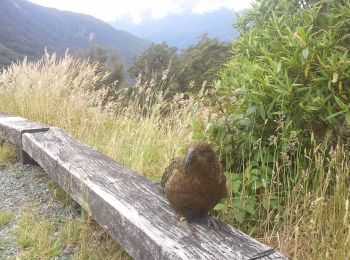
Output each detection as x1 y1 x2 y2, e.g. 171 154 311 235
178 34 232 93
205 0 350 222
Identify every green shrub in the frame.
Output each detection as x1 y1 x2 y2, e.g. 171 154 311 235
205 0 350 223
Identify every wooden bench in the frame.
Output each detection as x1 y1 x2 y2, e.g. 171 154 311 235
0 112 49 164
0 112 287 260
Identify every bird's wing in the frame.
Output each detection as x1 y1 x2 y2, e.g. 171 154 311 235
161 158 182 188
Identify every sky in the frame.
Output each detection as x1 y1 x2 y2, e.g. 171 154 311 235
28 0 255 23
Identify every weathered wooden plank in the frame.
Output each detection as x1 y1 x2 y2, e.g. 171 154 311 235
22 127 287 260
0 112 50 164
0 112 50 145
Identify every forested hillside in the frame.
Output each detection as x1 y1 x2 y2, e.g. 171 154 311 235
0 0 150 66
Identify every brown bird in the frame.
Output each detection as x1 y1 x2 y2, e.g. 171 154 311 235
161 141 228 235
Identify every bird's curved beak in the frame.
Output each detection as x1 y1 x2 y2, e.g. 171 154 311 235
184 148 194 175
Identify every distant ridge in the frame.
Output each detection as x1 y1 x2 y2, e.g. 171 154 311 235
111 9 238 49
0 0 151 66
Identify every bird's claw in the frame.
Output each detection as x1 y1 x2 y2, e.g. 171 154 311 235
207 214 218 230
179 217 194 236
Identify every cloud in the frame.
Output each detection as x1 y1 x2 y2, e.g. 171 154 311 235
192 0 254 14
28 0 187 22
28 0 254 22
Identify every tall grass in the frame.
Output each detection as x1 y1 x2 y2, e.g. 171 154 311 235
0 53 194 178
0 53 348 258
274 143 350 259
246 143 350 259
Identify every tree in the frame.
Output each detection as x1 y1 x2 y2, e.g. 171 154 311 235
78 44 126 106
128 42 179 83
85 33 124 85
178 34 232 92
84 45 125 85
128 37 232 96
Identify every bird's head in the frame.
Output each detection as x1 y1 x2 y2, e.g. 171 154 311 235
184 141 215 175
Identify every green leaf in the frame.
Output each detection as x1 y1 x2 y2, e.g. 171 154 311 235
235 210 246 224
259 106 266 120
246 105 257 116
231 179 242 193
345 113 350 124
276 62 282 73
214 203 228 211
250 168 262 176
232 197 244 209
263 195 279 210
245 204 255 215
334 96 345 107
326 111 345 121
245 197 256 215
302 48 309 60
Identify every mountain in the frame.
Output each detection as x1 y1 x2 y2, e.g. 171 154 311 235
111 9 238 49
0 0 151 67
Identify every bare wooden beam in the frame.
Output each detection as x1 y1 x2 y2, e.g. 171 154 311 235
0 112 49 164
22 127 287 260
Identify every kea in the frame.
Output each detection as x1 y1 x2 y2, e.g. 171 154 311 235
161 141 228 235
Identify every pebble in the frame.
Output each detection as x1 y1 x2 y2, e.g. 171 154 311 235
0 163 80 259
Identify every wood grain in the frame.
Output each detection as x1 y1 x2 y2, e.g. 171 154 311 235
0 112 49 164
22 127 287 260
0 112 49 145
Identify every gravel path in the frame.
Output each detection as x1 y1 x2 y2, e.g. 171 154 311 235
0 163 81 259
